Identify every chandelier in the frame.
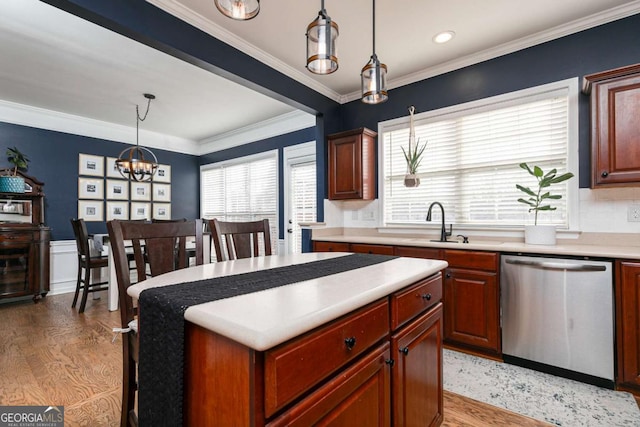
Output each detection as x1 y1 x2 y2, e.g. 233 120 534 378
115 94 158 182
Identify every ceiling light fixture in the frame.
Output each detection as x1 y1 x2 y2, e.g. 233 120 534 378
115 94 159 182
306 0 339 75
361 0 388 104
433 31 455 44
215 0 260 21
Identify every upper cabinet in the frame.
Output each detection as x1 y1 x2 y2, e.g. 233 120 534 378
327 128 376 200
584 63 640 188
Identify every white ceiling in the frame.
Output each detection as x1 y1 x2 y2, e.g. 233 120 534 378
1 0 639 153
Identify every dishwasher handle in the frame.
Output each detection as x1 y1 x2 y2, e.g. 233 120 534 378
504 258 607 272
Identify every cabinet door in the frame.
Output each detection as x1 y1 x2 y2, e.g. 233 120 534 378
444 268 500 354
0 241 35 298
617 261 640 388
392 303 443 427
328 128 376 200
267 343 391 427
590 72 640 187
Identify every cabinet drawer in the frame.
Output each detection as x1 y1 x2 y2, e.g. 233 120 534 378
313 241 350 253
264 299 389 417
350 243 394 255
0 232 35 243
390 273 442 330
445 250 498 271
394 246 443 260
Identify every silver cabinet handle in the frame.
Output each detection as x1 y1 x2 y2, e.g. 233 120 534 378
505 258 606 272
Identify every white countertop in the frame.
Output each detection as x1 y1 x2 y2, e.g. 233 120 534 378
314 234 640 260
128 252 447 351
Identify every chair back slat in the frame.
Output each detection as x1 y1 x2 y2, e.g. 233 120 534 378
71 218 92 260
208 218 271 262
107 219 204 328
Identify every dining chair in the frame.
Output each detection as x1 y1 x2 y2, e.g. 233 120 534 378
207 218 272 262
106 219 204 427
70 218 108 313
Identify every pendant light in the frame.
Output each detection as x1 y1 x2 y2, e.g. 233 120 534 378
306 0 339 75
361 0 388 104
215 0 260 21
115 94 159 182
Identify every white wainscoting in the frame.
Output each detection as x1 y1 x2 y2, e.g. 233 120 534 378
49 240 108 296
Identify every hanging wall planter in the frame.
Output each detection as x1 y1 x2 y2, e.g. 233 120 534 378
402 106 427 188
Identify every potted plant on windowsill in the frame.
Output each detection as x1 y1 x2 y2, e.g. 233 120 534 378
516 162 574 245
0 146 30 193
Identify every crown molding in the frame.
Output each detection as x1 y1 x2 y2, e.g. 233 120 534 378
342 1 640 103
0 99 200 155
146 0 343 102
197 110 316 155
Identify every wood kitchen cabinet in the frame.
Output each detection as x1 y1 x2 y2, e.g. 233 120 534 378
183 273 444 426
584 63 640 188
313 241 350 252
443 250 500 356
327 128 376 200
615 260 640 394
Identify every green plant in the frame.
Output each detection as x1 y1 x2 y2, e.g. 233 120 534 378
516 163 574 225
401 139 427 174
6 147 29 177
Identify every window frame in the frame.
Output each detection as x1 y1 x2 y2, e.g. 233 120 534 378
377 78 580 232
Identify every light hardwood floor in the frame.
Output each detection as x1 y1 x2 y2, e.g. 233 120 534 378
0 293 561 426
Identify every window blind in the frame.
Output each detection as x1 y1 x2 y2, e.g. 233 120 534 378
290 161 316 253
382 88 572 228
201 152 278 254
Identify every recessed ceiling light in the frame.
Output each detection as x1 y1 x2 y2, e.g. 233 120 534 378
433 31 455 44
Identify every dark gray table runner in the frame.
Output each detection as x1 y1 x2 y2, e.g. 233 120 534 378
138 253 397 426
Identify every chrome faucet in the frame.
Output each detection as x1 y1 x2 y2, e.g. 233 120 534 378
426 201 452 242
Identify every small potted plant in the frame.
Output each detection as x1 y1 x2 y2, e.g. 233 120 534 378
516 162 574 245
401 139 427 187
402 106 427 188
0 146 30 193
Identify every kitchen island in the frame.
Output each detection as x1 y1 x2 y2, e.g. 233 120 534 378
128 252 448 426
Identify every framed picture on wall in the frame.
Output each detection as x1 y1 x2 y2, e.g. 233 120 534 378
130 202 151 220
152 183 171 202
106 179 129 200
130 182 151 201
106 201 129 221
152 203 171 220
79 153 104 176
153 164 171 183
78 200 103 221
78 177 104 199
106 156 123 178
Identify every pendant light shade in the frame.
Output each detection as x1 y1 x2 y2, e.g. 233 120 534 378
115 94 159 182
215 0 260 20
306 1 339 75
361 0 388 104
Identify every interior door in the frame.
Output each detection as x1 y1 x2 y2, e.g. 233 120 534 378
284 142 316 254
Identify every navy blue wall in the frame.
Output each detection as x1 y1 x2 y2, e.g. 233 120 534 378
200 127 316 240
0 122 199 240
338 14 640 190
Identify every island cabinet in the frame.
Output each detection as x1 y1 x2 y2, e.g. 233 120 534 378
584 63 640 188
327 128 376 200
615 260 640 394
394 246 500 357
183 273 444 427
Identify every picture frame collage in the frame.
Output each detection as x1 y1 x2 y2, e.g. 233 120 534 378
78 153 172 222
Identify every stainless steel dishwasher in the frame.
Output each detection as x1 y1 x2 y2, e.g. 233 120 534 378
501 254 614 387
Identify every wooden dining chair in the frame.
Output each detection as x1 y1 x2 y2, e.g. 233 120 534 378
70 218 108 313
207 218 272 262
106 219 204 427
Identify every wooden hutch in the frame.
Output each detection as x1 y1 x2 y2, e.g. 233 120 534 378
0 169 50 302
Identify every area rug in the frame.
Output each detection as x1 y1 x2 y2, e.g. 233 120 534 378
443 349 640 426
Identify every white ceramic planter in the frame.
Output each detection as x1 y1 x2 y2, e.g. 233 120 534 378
524 225 556 245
